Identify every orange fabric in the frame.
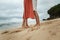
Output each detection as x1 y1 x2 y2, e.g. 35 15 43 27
23 0 35 19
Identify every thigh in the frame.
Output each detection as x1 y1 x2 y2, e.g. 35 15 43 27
32 0 37 11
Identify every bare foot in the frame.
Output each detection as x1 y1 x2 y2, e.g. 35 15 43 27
34 24 40 29
22 25 29 29
28 24 40 32
34 24 40 26
27 24 40 32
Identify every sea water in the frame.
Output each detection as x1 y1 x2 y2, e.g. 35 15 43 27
0 16 22 30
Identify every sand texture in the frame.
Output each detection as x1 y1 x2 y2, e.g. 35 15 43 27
0 18 60 40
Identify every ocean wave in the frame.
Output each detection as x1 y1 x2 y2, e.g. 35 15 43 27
0 22 21 30
0 22 20 27
0 17 22 20
0 17 22 30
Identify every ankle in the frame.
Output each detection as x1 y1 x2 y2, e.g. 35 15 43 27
36 23 40 25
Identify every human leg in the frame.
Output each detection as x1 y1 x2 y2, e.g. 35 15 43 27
22 18 29 28
34 10 40 26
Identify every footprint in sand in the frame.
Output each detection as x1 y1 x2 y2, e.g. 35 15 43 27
1 31 9 34
10 30 22 34
51 32 56 36
49 31 56 36
10 28 25 34
26 36 32 40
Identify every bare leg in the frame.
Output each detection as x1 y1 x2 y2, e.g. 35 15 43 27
22 18 29 28
34 10 40 27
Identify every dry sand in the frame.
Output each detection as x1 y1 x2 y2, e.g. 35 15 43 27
0 18 60 40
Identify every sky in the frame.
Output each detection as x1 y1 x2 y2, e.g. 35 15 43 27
0 0 60 20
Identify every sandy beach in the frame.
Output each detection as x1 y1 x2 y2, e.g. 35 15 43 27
0 18 60 40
